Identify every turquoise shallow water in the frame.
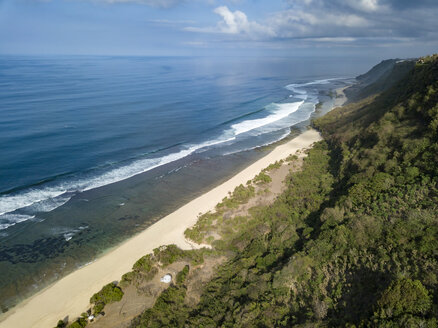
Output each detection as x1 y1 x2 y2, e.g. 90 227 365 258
0 55 371 311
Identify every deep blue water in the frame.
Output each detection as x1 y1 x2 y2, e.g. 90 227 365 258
0 56 370 229
0 55 373 309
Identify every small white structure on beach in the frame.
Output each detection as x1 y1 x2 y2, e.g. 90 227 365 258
88 315 95 321
160 274 172 283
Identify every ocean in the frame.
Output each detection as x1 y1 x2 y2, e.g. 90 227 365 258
0 55 372 311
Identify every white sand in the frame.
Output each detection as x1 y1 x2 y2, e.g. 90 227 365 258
0 129 322 328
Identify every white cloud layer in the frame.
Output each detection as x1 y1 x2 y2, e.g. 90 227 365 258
185 0 438 47
186 6 275 39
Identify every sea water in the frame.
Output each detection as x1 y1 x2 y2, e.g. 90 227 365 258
0 55 372 311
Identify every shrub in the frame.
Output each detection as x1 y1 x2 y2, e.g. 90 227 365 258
216 184 255 209
176 265 190 285
55 320 66 328
90 282 124 315
133 254 154 273
253 172 272 184
263 160 283 172
68 317 87 328
375 278 432 319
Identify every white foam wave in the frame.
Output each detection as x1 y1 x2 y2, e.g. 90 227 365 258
0 79 326 225
231 101 304 136
63 225 88 241
0 214 35 230
0 135 236 223
0 189 67 216
81 136 235 192
285 78 342 101
26 194 72 213
50 225 89 241
285 78 340 90
222 129 292 156
0 98 309 226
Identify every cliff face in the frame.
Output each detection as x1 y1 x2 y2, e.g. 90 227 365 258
345 58 416 103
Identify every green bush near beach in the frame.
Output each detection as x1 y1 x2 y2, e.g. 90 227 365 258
253 171 272 184
263 160 283 171
121 244 211 288
185 183 257 244
216 183 255 210
90 282 123 315
153 245 207 267
54 319 66 328
67 316 87 328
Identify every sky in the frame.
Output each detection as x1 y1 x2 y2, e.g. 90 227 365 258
0 0 437 58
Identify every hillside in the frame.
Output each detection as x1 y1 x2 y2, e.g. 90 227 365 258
61 56 438 328
345 58 416 103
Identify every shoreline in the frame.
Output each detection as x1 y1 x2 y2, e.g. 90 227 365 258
0 129 323 328
334 86 348 107
0 86 348 328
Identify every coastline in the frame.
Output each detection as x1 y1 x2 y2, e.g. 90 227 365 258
0 129 323 328
0 86 348 328
334 86 347 107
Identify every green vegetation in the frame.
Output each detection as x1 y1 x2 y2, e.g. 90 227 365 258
122 245 210 286
90 282 124 315
345 58 416 102
371 278 435 326
286 153 299 161
216 184 255 210
252 160 285 184
185 183 257 244
185 160 286 244
176 265 190 284
54 320 66 328
184 211 220 244
67 315 87 328
153 245 207 267
127 56 438 327
130 266 191 328
263 160 283 171
253 171 272 184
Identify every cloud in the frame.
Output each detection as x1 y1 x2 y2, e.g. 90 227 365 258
214 6 275 37
270 0 438 43
93 0 436 49
184 0 438 50
186 6 275 39
341 0 383 12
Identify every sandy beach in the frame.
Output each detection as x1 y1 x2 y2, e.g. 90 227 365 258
0 127 323 328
